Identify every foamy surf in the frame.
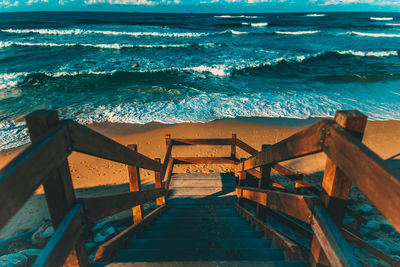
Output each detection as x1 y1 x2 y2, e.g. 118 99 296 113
0 41 221 50
214 15 260 19
306 14 326 17
275 30 319 35
337 50 398 57
347 31 400 38
370 17 393 21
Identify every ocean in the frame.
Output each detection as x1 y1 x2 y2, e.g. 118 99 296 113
0 11 400 150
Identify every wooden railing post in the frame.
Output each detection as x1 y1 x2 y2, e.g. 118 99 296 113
154 158 165 206
256 144 272 222
237 170 247 206
165 134 171 151
310 110 367 266
127 144 143 224
25 110 88 267
230 134 237 174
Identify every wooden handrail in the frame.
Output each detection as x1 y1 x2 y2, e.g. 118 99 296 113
79 188 166 223
33 204 85 267
0 123 70 230
236 186 318 223
174 157 239 165
94 205 167 262
311 205 361 267
164 158 175 192
236 120 333 172
237 186 361 266
172 138 232 146
324 123 400 233
68 121 164 172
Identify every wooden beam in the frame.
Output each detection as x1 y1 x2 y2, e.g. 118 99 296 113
312 110 367 266
236 120 332 172
26 111 88 267
324 123 400 233
32 204 85 267
230 134 237 173
236 139 258 155
236 186 318 223
94 205 167 262
68 121 164 172
154 158 165 206
163 135 173 171
235 203 305 261
174 157 239 165
256 144 271 222
164 158 175 194
171 138 232 146
0 124 69 230
310 205 361 267
127 144 142 224
79 188 166 223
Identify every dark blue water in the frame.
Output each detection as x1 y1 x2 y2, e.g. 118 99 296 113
1 12 400 149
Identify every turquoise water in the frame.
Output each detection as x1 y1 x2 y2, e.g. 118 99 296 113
0 12 400 149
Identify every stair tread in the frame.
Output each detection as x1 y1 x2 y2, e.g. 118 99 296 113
92 260 305 267
113 248 284 262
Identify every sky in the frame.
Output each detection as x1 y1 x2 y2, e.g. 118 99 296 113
0 0 399 13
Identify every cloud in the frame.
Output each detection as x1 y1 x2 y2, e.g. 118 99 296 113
84 0 180 5
0 0 19 7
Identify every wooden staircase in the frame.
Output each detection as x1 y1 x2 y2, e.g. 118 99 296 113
94 173 304 266
1 109 400 267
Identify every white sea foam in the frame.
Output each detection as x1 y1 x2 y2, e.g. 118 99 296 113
386 23 400 26
306 14 326 17
214 15 259 19
250 22 268 27
337 50 398 57
0 72 28 90
184 65 231 77
370 17 393 21
1 28 209 38
0 41 215 50
347 31 400 38
275 30 319 35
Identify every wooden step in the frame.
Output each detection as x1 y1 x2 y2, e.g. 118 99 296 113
169 188 235 196
140 230 264 239
126 238 272 250
113 248 284 262
92 260 305 266
170 178 236 188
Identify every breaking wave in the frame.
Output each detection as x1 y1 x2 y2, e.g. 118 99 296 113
370 17 393 21
275 30 320 35
345 31 400 38
306 14 326 17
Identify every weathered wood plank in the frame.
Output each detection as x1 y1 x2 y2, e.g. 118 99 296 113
68 121 163 172
236 120 332 172
32 204 85 267
310 205 361 267
164 158 174 193
236 186 318 223
0 124 69 230
26 110 88 267
321 110 367 224
154 158 165 206
163 135 173 171
174 157 239 165
94 205 167 262
256 144 271 221
127 144 143 224
324 123 400 233
79 188 166 223
172 138 232 146
236 139 258 155
235 203 306 261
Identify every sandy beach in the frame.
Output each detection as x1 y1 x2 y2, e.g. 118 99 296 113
1 117 400 239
